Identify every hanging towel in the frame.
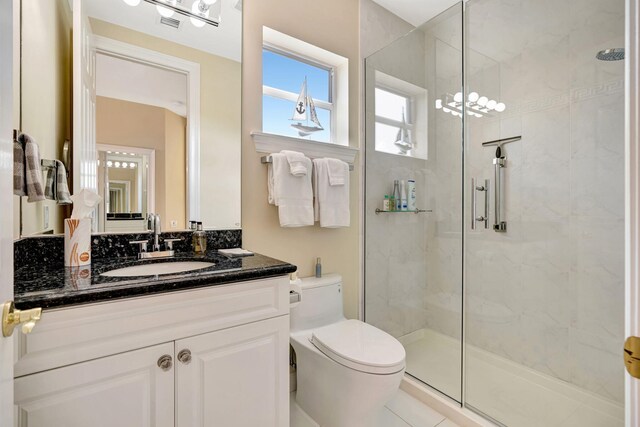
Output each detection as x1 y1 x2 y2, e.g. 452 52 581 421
326 158 347 186
54 160 72 204
313 158 350 228
13 137 26 196
267 152 314 227
281 150 308 176
18 133 45 202
44 166 56 200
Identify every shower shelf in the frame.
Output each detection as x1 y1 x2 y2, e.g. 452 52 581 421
375 209 432 214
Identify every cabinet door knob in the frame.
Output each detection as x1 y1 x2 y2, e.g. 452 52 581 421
177 349 192 364
157 354 173 371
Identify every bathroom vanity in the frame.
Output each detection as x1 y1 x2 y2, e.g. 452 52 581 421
12 250 296 427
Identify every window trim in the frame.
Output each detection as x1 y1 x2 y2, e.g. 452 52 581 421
262 45 337 143
374 84 414 132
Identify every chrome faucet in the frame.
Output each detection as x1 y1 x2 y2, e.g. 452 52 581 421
151 213 161 252
129 213 178 259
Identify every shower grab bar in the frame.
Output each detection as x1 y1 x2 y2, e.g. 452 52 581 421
471 178 489 230
493 157 507 232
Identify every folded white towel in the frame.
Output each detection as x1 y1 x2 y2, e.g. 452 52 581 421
326 158 347 186
218 248 254 257
268 153 314 227
313 158 350 228
281 150 308 176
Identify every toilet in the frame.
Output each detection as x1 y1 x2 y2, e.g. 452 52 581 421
290 274 406 427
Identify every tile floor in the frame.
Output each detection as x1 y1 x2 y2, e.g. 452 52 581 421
290 389 459 427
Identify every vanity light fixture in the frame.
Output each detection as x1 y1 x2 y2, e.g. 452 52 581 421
121 0 221 28
435 92 507 119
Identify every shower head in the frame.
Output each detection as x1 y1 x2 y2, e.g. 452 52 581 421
596 48 625 61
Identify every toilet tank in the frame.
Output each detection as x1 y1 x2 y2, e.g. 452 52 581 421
291 274 345 332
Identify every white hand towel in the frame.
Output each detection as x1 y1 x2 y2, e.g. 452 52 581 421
313 158 350 228
268 153 314 227
326 158 347 186
281 150 308 176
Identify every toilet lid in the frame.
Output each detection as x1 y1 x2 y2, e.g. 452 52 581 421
310 319 406 374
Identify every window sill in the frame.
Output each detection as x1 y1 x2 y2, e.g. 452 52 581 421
251 132 359 164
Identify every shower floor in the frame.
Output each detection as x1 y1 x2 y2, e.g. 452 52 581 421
399 328 623 427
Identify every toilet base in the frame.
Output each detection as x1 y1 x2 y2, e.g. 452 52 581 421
291 333 404 427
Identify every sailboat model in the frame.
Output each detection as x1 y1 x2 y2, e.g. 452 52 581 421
290 77 324 137
394 107 413 155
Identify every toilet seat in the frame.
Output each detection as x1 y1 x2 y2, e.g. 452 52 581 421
310 319 405 374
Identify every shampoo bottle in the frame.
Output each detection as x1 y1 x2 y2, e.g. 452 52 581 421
407 180 416 211
392 180 401 211
400 180 408 211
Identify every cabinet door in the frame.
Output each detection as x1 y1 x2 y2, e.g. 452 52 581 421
176 315 289 427
15 342 174 427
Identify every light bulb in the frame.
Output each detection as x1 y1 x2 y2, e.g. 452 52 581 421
130 162 137 168
495 102 506 112
435 99 442 109
190 1 208 27
477 96 488 107
122 163 128 168
454 92 463 103
468 92 479 102
157 5 174 17
107 161 113 167
486 99 497 110
114 161 121 168
122 0 141 6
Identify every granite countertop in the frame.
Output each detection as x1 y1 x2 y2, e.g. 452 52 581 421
14 251 297 310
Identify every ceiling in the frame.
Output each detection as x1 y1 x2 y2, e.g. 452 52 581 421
96 53 188 117
370 0 461 27
84 0 242 62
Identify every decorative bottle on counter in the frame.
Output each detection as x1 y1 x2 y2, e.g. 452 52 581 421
193 222 207 254
383 195 390 212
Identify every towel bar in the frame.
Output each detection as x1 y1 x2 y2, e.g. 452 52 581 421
261 155 354 171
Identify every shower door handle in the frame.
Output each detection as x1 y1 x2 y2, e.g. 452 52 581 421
471 178 489 230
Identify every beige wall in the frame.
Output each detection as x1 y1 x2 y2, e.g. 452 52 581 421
242 0 361 318
96 96 186 230
91 19 241 230
14 0 72 237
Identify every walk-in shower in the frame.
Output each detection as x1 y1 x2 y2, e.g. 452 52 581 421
364 1 625 426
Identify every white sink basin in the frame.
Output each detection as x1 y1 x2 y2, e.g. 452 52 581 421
101 261 215 277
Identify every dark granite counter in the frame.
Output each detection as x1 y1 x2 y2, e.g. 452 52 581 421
14 252 297 310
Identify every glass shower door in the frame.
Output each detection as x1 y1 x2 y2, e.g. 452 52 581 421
464 0 626 425
364 3 464 402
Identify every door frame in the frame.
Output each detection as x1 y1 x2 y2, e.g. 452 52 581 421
0 0 15 425
626 0 640 425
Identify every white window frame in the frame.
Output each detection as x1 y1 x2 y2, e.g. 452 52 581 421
372 70 428 160
374 84 415 142
262 44 337 143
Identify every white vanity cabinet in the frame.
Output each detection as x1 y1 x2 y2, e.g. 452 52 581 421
13 276 291 427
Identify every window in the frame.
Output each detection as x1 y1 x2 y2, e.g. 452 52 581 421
262 47 334 143
374 87 414 156
373 71 428 159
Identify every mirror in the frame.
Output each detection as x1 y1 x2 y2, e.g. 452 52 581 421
14 0 242 237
